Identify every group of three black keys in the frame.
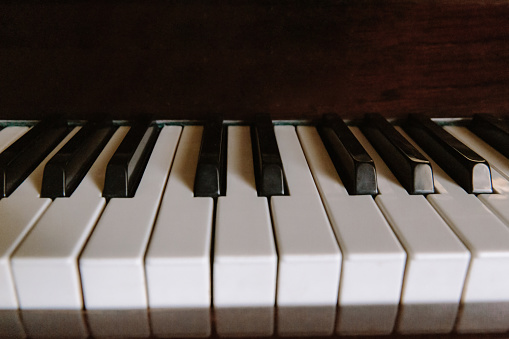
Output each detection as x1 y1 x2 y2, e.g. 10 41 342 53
0 113 507 201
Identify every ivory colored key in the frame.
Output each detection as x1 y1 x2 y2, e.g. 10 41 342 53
0 127 79 309
297 126 406 335
398 126 509 333
79 126 181 309
145 126 214 308
213 126 277 307
11 127 128 309
272 126 341 307
444 126 509 226
353 127 470 334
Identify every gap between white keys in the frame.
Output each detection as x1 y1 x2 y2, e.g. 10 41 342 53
444 125 509 227
0 127 79 309
297 126 405 335
272 126 340 307
352 126 470 334
213 126 277 307
79 126 181 310
145 126 214 308
397 126 509 333
10 127 129 310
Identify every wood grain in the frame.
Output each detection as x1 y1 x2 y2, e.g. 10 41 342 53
0 1 508 120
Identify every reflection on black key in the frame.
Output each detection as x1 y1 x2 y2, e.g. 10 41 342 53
361 113 434 195
318 113 377 195
469 114 509 159
41 122 116 198
0 117 70 198
103 122 160 198
194 117 226 197
251 113 286 197
404 114 492 194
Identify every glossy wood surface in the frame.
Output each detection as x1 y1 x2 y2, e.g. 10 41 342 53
0 1 508 120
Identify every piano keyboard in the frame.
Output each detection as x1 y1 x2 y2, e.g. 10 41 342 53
1 114 509 338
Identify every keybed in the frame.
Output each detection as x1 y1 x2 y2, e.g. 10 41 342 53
1 116 509 337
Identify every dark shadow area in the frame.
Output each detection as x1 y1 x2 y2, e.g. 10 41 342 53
20 309 88 338
86 309 150 338
455 301 509 333
396 302 459 334
150 307 211 338
215 306 274 337
336 304 398 335
277 305 335 337
0 310 25 338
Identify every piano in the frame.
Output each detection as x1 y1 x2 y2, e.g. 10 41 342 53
1 1 509 338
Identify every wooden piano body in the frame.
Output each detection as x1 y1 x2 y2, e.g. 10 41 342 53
1 1 509 338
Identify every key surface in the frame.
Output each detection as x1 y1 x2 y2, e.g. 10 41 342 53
145 126 214 308
442 125 509 246
398 126 509 333
361 113 434 194
353 127 471 334
0 118 70 197
103 121 160 198
0 127 79 309
11 127 128 309
272 126 341 307
469 114 509 159
193 117 226 197
298 126 405 335
444 125 509 184
41 122 116 198
213 126 277 308
404 114 492 194
79 126 181 309
251 113 286 196
318 113 377 195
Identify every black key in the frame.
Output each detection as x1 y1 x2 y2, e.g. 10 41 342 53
404 114 492 194
0 117 70 198
361 113 434 195
41 122 116 198
251 113 286 197
469 114 509 159
103 121 160 198
318 113 377 195
194 117 226 197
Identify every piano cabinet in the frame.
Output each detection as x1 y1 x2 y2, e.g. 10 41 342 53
1 1 509 338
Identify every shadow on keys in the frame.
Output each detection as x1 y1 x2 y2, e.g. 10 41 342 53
20 310 88 338
2 303 509 337
150 308 211 338
277 306 336 337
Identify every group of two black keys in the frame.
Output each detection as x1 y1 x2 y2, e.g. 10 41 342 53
190 112 507 198
0 115 288 200
0 113 506 200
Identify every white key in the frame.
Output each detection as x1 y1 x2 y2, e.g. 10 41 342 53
0 127 78 309
213 126 277 307
145 126 214 308
398 126 509 333
79 126 181 309
352 127 470 334
0 127 30 154
444 125 509 225
297 126 406 335
444 125 509 182
272 126 341 307
11 127 129 309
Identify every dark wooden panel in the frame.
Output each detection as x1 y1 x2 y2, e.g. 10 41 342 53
0 1 508 120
